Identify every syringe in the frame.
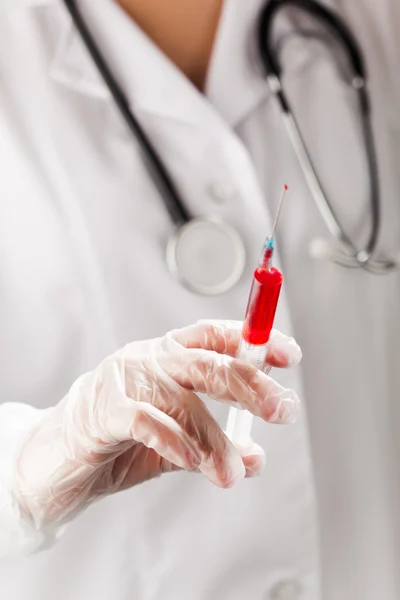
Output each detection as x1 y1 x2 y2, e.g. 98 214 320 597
226 186 288 445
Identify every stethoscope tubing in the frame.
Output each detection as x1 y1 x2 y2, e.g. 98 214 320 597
258 0 398 273
63 0 191 227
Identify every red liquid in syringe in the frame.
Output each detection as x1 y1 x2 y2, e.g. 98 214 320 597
241 247 283 346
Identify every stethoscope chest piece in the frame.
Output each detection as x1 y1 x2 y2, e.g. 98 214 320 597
167 218 246 295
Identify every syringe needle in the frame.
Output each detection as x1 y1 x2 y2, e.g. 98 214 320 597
271 184 289 239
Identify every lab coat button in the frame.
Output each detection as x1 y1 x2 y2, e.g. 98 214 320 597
268 579 302 600
206 181 235 204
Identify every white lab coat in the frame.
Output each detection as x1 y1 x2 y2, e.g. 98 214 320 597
1 0 400 598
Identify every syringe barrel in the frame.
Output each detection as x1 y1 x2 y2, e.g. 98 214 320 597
242 267 283 345
226 266 283 445
226 338 269 445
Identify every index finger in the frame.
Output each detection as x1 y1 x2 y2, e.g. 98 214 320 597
171 321 242 357
172 320 302 368
159 337 300 425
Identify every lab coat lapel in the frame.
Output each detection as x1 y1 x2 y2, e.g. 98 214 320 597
48 0 270 132
49 7 110 100
206 0 269 127
47 0 223 132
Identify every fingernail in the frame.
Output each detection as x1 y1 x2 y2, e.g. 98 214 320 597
224 465 246 488
221 448 246 488
268 340 302 368
244 443 266 477
264 393 300 424
284 339 302 367
224 475 242 487
245 454 266 477
201 448 246 489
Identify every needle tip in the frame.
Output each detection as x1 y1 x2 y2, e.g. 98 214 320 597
284 184 288 191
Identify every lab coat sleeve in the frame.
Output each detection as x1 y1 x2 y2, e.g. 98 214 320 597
0 403 64 558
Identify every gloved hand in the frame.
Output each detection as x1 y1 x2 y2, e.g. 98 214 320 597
12 320 301 534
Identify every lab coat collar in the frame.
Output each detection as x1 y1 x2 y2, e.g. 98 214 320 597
49 4 110 101
47 0 213 129
46 0 269 129
206 0 270 126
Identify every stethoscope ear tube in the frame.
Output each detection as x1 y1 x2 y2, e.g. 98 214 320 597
258 0 367 79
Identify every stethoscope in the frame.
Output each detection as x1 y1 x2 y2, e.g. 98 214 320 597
63 0 399 298
259 0 398 274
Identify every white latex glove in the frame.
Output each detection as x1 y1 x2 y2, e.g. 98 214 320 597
11 320 301 543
